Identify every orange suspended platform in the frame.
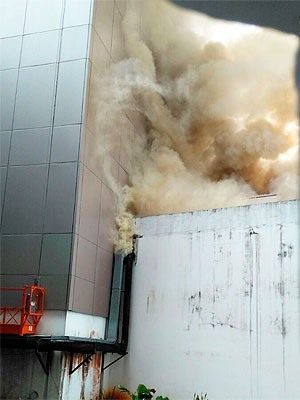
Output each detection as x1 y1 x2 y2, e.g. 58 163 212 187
0 286 45 336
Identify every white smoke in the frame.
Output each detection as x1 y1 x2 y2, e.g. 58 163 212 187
91 0 299 252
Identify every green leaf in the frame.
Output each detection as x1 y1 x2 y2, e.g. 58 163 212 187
117 385 131 394
138 394 152 400
137 384 151 395
156 397 170 400
136 384 153 399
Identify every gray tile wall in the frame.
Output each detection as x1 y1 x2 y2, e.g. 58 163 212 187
0 0 138 318
68 0 133 318
2 164 49 234
68 0 147 318
0 0 93 311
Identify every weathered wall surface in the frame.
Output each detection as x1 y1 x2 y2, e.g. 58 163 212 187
0 349 102 400
0 349 63 399
61 352 102 400
107 200 300 400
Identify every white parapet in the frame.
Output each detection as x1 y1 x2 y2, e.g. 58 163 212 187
64 311 106 339
107 199 300 400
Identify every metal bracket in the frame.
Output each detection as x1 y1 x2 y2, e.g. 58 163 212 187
249 227 258 235
69 352 94 375
35 350 51 376
133 234 142 263
101 352 128 372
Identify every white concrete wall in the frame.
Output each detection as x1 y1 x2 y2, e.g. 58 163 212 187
107 200 300 400
60 352 102 400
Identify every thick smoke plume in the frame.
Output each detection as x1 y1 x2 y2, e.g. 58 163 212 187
92 0 299 253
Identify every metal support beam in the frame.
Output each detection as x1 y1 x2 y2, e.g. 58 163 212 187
0 335 127 354
101 352 128 372
69 352 94 375
35 349 51 376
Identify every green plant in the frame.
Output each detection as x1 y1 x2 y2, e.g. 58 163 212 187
118 384 170 400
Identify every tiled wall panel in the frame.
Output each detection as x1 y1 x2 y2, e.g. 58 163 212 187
0 275 37 307
14 64 57 129
0 0 27 38
44 162 78 233
83 126 104 178
24 0 64 34
75 235 97 282
94 0 114 53
70 275 94 314
39 274 69 309
0 69 18 131
51 125 81 163
0 167 7 222
0 0 144 317
71 0 146 317
98 183 117 253
0 0 92 312
9 128 51 165
1 165 48 234
93 283 111 317
40 234 72 275
64 0 93 28
54 59 87 126
111 4 126 63
60 25 90 62
1 234 42 275
0 132 11 166
93 246 113 316
20 30 60 67
77 165 101 243
115 0 127 17
0 36 22 70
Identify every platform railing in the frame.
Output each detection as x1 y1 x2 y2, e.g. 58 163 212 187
0 286 45 336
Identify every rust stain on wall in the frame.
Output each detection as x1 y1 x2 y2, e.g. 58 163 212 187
92 353 102 400
63 352 102 400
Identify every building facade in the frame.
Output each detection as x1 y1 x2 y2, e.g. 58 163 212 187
1 1 299 399
0 1 141 398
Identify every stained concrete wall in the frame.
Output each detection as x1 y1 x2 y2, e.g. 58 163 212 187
0 349 102 400
0 349 63 399
106 200 300 400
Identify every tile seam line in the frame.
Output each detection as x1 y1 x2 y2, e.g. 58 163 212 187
39 0 65 277
1 25 93 40
0 0 29 229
